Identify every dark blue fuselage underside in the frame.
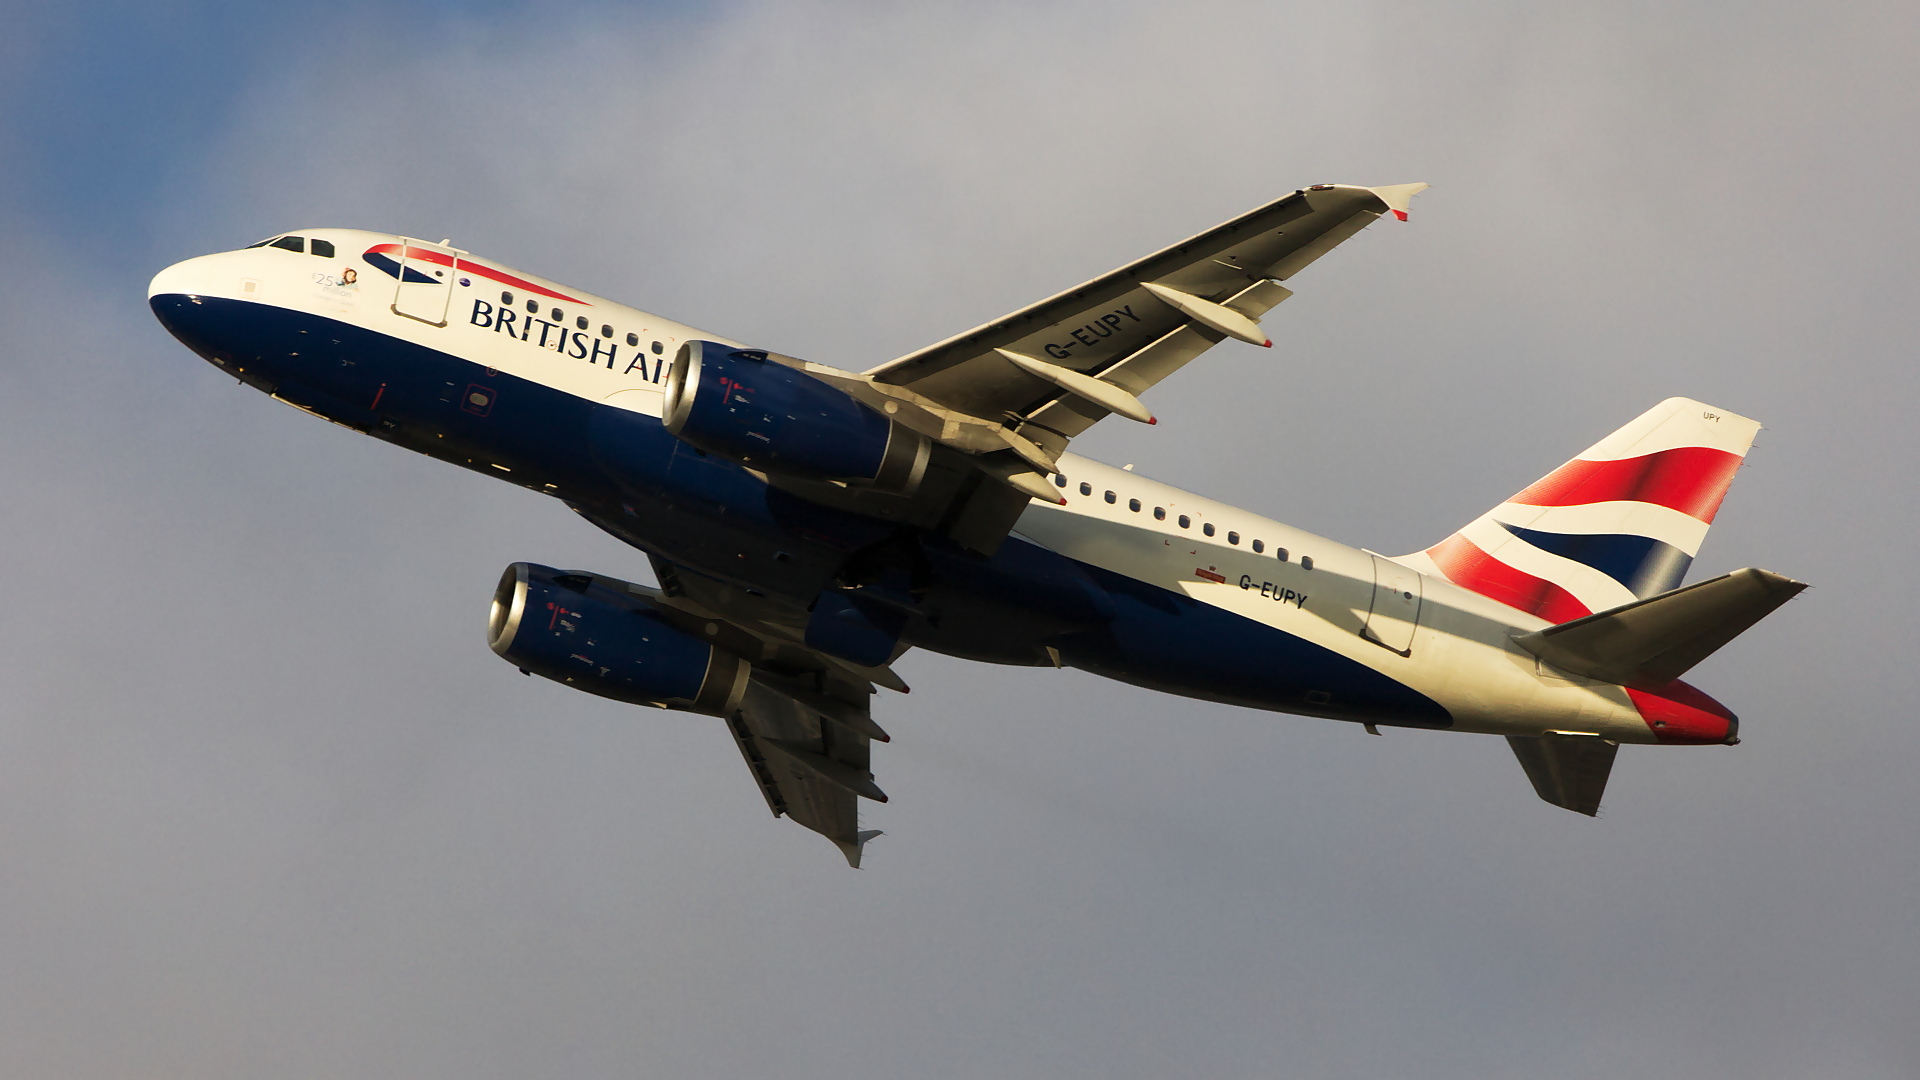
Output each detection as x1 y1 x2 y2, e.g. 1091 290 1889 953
151 294 1450 728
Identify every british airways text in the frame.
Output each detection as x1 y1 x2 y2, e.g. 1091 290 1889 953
468 299 667 381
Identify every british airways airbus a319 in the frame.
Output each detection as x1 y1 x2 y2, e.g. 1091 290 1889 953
149 183 1804 865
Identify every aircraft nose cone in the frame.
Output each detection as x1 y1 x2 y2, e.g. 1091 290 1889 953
149 291 206 349
149 255 239 364
148 253 219 301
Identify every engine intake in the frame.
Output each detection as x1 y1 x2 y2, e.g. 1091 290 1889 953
488 562 748 716
662 340 928 493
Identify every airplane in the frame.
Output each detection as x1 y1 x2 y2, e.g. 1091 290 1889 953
148 183 1805 866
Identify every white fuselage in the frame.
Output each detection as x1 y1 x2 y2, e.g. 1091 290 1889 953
148 228 1682 744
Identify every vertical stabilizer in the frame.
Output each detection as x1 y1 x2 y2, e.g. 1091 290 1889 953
1402 398 1761 622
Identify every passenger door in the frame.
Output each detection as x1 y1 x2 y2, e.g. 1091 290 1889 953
1363 553 1423 656
390 237 464 327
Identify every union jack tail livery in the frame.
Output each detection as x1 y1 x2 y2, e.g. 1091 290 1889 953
1408 398 1761 624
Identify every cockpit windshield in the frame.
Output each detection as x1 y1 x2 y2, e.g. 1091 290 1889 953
243 235 334 257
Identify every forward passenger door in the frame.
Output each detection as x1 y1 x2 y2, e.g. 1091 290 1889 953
390 237 464 327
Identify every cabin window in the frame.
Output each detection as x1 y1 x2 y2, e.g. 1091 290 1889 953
1252 539 1264 554
1128 498 1141 512
1153 507 1166 521
1080 482 1092 496
502 291 515 305
1228 531 1240 545
1203 523 1216 537
550 307 563 320
652 340 665 355
1104 490 1116 504
1275 548 1289 562
309 239 335 258
1053 474 1067 488
1178 515 1191 529
270 236 304 253
626 332 639 346
576 316 588 330
1301 556 1314 570
526 299 538 312
600 324 613 338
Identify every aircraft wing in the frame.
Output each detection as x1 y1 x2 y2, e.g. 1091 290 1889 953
633 550 899 866
707 184 1423 557
865 183 1425 449
726 679 885 867
560 509 903 863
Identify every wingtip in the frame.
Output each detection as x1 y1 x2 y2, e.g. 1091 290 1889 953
1147 416 1158 425
1371 182 1429 220
837 829 884 868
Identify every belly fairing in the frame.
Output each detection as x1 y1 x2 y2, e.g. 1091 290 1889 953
1054 561 1453 727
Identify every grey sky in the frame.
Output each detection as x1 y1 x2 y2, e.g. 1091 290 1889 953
2 2 1915 1076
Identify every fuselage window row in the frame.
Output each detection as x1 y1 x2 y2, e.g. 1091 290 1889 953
494 291 660 359
252 242 663 356
1053 476 1300 564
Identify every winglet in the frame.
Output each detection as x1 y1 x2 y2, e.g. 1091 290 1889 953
836 829 884 868
1370 182 1429 221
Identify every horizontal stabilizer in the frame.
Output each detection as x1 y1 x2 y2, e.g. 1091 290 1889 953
1508 732 1618 816
1515 567 1807 690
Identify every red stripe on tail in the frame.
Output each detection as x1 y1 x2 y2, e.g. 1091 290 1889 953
1426 534 1592 624
1510 446 1743 523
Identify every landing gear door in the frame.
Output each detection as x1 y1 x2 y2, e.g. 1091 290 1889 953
1363 553 1423 656
391 236 465 327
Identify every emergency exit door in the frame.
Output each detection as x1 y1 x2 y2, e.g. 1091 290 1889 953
390 237 465 327
1363 553 1424 656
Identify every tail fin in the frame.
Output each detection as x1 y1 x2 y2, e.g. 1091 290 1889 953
1403 398 1761 621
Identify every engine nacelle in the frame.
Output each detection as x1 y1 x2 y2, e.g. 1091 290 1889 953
488 562 748 716
662 340 928 493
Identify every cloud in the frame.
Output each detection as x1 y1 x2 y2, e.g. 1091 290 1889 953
2 2 1917 1076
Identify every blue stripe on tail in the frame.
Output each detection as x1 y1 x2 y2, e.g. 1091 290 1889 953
1499 523 1693 599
